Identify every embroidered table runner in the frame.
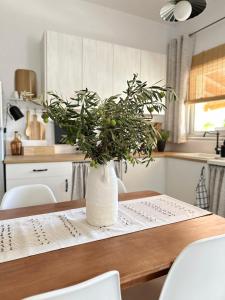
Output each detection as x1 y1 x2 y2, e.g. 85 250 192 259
0 195 211 263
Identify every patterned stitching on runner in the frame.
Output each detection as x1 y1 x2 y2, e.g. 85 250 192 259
30 218 51 245
0 224 13 252
58 215 82 238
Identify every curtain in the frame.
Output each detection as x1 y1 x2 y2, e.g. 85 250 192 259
189 44 225 104
71 161 123 200
208 165 225 216
71 162 90 200
165 35 195 143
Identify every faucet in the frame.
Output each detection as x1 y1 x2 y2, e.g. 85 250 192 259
203 131 220 155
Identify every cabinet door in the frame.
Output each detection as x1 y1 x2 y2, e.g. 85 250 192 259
122 158 166 194
113 45 141 94
83 38 113 99
6 162 73 202
45 31 83 99
140 50 167 115
140 50 167 85
165 158 207 205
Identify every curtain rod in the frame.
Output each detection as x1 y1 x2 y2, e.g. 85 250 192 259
189 16 225 37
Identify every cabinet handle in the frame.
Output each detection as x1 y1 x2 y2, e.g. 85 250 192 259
32 169 48 172
65 179 68 192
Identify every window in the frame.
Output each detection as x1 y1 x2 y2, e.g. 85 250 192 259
188 44 225 134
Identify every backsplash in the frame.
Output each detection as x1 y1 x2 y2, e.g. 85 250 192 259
5 106 54 154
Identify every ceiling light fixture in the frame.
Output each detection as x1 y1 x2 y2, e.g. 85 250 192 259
174 1 192 21
160 0 207 22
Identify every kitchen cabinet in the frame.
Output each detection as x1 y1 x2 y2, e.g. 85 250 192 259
123 157 208 205
165 158 208 205
140 50 167 86
83 38 113 99
45 31 83 99
113 44 141 94
140 50 167 115
123 158 166 194
6 162 72 202
45 30 167 103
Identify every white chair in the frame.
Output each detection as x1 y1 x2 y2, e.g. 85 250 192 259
24 271 121 300
0 184 57 209
117 178 127 193
159 234 225 300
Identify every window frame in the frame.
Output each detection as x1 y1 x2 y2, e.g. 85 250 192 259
188 102 225 139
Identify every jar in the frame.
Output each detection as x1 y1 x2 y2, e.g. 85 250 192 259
10 131 22 155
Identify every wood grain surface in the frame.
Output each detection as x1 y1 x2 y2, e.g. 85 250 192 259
0 191 225 300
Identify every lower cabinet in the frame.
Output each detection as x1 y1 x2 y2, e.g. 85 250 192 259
123 158 166 194
165 158 207 205
122 157 207 205
5 157 208 205
6 162 72 202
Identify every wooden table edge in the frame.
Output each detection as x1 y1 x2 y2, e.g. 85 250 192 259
0 191 224 299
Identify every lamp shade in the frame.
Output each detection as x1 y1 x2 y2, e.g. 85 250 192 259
174 1 192 21
160 2 176 22
8 105 24 121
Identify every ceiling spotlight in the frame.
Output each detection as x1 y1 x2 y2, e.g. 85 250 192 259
160 0 207 22
174 1 192 21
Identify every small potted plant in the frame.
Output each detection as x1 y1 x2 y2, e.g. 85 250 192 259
43 74 176 227
157 130 170 152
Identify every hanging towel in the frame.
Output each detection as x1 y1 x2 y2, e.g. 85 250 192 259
71 162 90 200
196 166 209 209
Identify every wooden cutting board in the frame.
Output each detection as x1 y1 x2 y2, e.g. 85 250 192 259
29 114 46 140
25 110 31 139
15 69 37 99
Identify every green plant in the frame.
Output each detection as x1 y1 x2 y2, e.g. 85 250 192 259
157 130 170 142
43 74 176 166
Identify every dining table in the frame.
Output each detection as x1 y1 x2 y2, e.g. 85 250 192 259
1 190 225 300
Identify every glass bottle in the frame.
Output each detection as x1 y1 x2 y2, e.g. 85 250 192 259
10 131 22 155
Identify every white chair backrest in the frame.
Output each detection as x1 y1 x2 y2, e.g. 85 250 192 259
117 178 127 193
0 184 57 209
24 271 122 300
159 234 225 300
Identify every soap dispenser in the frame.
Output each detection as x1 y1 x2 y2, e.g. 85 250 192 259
221 140 225 157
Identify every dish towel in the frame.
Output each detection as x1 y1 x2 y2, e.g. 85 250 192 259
196 166 209 209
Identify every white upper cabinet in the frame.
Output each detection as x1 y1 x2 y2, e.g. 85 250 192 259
113 45 141 94
44 31 167 106
83 38 113 99
140 50 167 86
45 31 83 99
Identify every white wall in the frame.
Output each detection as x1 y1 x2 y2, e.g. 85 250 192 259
177 0 225 54
0 0 175 150
0 0 175 101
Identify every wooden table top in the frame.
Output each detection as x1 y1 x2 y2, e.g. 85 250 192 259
1 191 225 300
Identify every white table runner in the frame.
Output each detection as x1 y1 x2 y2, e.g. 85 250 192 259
0 195 211 263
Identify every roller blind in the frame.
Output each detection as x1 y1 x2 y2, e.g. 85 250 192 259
188 44 225 103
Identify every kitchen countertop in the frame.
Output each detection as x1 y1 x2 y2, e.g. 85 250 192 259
4 152 217 164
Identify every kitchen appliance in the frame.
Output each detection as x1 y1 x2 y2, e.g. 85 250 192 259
0 81 5 199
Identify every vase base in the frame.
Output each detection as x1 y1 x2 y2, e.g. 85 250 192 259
86 216 117 227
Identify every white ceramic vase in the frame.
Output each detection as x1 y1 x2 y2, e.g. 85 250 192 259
86 161 118 227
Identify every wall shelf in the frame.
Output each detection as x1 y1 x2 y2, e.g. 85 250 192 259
9 98 43 107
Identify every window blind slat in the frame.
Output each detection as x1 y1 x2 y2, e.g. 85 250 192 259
188 44 225 104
